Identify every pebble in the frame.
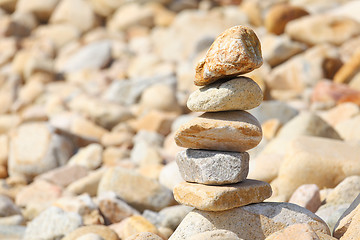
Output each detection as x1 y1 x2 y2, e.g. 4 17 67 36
272 136 360 199
66 168 106 197
62 225 119 240
289 184 321 213
265 4 308 35
8 122 73 182
334 48 360 84
58 40 112 73
98 167 174 211
176 149 249 185
97 191 140 224
36 164 88 188
194 25 263 86
315 203 350 232
187 77 263 112
285 14 360 46
23 207 83 240
0 225 26 240
158 161 184 191
110 215 160 240
68 143 103 170
325 175 360 205
169 202 330 240
173 179 272 211
174 111 262 152
0 194 21 217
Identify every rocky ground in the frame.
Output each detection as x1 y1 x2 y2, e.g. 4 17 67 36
0 0 360 239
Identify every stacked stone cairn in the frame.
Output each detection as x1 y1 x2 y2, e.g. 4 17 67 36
172 25 273 223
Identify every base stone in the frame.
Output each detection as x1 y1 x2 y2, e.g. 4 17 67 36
173 179 272 211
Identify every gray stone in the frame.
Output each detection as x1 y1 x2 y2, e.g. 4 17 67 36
176 149 249 185
187 77 263 112
23 207 83 240
59 40 112 73
169 202 330 240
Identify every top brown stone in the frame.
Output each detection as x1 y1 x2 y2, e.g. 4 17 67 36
194 25 263 86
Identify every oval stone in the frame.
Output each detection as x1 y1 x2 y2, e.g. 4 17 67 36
187 77 263 112
174 111 262 152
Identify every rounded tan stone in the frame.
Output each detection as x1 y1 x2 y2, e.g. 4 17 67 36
187 77 263 112
265 4 309 35
173 179 272 211
174 111 262 152
62 225 119 240
194 25 263 86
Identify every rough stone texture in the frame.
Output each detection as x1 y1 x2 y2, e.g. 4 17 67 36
23 207 83 240
174 111 262 152
173 179 272 211
271 136 360 199
8 122 73 182
169 202 330 240
265 4 309 35
265 223 336 240
125 232 163 240
176 149 249 185
340 209 360 240
98 167 174 211
285 15 360 46
62 225 119 240
194 25 263 86
188 230 243 240
289 184 321 213
187 77 263 112
333 194 360 239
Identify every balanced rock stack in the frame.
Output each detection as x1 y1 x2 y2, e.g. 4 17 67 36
172 24 272 228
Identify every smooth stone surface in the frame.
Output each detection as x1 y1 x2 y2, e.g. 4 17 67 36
125 232 163 240
285 14 360 46
23 207 83 240
176 149 249 185
174 111 262 152
173 179 272 211
325 175 360 205
271 136 360 199
315 203 350 232
62 225 119 240
194 25 262 86
169 202 330 240
0 225 26 240
187 77 263 112
265 223 334 240
98 167 174 211
289 184 321 213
